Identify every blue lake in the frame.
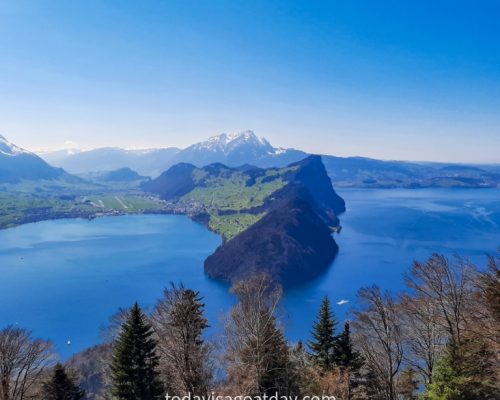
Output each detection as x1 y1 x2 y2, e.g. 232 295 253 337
1 188 499 358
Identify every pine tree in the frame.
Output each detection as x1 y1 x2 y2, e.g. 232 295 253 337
332 322 363 400
42 363 85 400
110 302 164 400
258 319 293 395
334 322 362 370
309 296 337 371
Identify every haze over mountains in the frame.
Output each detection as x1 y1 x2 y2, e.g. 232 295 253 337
39 131 500 188
42 146 181 177
0 135 72 183
41 131 305 177
0 132 498 188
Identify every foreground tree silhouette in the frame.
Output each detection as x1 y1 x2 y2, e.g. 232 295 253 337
110 303 164 400
42 363 84 400
309 296 337 371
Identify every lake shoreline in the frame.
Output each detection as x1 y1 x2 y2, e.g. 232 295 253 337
2 188 499 358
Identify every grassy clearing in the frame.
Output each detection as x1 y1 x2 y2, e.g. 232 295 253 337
182 167 297 211
0 190 167 229
179 165 299 238
208 212 265 240
185 179 284 210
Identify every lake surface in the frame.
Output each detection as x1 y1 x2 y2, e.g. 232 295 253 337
0 215 229 358
1 188 499 358
283 188 500 340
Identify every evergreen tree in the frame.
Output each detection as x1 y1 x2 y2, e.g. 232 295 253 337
423 351 463 400
42 363 85 400
110 302 164 400
309 296 337 371
334 322 362 370
332 323 363 400
424 342 499 400
258 321 293 395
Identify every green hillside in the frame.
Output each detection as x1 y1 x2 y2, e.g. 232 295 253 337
143 157 346 242
143 164 305 240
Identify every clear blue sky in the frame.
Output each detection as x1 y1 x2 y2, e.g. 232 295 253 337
0 0 499 162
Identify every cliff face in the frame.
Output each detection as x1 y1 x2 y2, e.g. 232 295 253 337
270 155 345 227
143 155 345 286
289 155 346 216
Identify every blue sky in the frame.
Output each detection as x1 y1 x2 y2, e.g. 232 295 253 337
0 1 499 162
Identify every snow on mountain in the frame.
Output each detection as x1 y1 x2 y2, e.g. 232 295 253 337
0 134 33 157
170 130 306 168
0 135 73 183
189 131 274 154
38 131 307 176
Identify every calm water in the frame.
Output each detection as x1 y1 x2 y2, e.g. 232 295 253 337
1 188 499 358
283 188 500 340
0 215 229 358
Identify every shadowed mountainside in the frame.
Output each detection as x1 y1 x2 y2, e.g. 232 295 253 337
0 135 73 183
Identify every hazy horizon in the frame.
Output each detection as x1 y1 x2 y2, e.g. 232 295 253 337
1 1 499 163
0 130 492 166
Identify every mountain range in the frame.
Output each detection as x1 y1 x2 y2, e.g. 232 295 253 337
39 131 500 188
41 131 304 177
41 146 180 177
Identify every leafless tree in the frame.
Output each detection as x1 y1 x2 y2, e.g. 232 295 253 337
0 326 54 400
152 284 213 397
224 274 292 396
399 294 446 386
468 251 500 383
66 343 113 400
469 252 500 348
401 253 500 394
405 254 476 348
352 286 404 400
99 307 130 344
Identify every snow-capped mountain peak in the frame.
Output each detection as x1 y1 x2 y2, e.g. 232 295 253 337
33 130 307 175
0 135 32 157
169 130 307 169
228 130 271 147
193 131 274 153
